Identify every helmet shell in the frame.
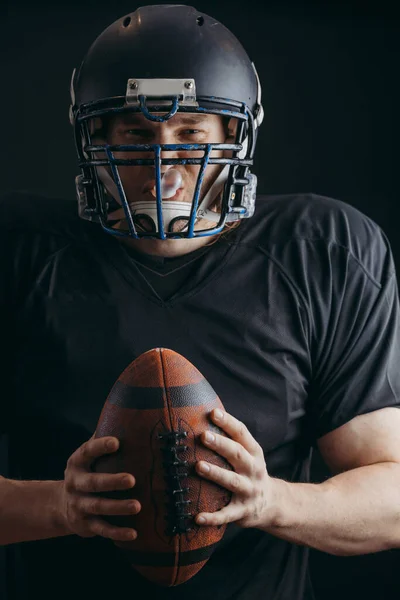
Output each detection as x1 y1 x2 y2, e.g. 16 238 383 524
74 5 258 114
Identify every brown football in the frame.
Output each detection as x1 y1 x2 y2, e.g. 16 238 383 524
92 347 232 587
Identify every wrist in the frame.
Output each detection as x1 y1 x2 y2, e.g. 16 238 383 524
51 480 71 535
257 477 287 532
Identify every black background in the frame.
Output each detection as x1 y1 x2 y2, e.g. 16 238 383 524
1 0 400 598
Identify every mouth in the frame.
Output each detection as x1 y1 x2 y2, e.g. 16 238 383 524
148 187 184 201
142 180 157 194
141 169 184 200
142 179 185 201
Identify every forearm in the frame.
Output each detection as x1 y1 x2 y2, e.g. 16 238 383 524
0 476 71 545
265 462 400 556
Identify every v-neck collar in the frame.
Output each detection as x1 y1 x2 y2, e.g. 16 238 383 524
95 229 242 307
120 241 212 276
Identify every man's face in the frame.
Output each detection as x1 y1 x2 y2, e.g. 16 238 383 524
92 111 234 233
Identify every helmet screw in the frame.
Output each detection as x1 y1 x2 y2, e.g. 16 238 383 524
129 81 138 89
185 81 193 89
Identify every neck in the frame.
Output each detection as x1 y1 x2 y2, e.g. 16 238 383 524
118 233 219 258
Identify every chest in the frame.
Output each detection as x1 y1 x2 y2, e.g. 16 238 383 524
13 246 312 464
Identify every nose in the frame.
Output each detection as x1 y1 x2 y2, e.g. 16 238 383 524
157 130 180 165
147 130 184 195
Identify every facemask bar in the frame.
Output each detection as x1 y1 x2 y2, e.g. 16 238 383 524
95 140 235 239
72 94 257 239
108 142 213 239
186 144 213 238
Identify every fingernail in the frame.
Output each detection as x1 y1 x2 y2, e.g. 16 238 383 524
199 462 210 473
205 431 215 443
214 409 223 420
197 516 206 524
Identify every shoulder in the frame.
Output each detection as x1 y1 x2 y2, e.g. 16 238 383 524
0 190 103 257
0 190 82 238
237 193 394 282
0 192 103 299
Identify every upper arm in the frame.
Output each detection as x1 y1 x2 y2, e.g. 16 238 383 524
317 407 400 475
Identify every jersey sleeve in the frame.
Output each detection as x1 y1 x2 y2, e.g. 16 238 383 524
306 231 400 445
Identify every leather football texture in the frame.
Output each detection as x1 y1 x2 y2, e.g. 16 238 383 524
93 348 232 586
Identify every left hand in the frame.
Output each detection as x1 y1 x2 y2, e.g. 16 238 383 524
195 408 276 529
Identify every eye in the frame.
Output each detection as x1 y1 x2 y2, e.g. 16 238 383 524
180 129 207 138
125 129 152 137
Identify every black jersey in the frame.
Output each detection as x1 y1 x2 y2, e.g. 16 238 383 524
0 191 399 600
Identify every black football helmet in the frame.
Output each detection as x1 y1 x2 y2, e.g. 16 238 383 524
69 4 264 239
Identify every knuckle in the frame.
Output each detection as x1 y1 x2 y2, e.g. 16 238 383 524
87 475 100 493
65 456 76 472
237 423 248 440
93 523 106 538
235 447 243 462
89 498 102 514
108 527 121 540
214 515 224 527
72 476 86 493
64 477 76 493
84 474 101 493
231 474 241 490
254 443 264 458
79 442 91 461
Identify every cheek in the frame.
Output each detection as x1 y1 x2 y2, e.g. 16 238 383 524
115 162 143 181
201 164 224 192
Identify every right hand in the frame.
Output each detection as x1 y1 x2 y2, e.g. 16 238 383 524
60 435 140 542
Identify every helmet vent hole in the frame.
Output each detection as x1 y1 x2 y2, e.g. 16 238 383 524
196 16 204 26
123 16 131 28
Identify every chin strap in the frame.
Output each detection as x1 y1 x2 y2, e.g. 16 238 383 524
129 200 193 232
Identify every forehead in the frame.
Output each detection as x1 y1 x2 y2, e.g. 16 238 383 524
110 111 221 128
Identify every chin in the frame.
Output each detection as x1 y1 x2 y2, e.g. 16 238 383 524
121 231 217 258
132 237 198 257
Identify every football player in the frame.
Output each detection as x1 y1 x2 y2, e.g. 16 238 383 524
1 5 400 600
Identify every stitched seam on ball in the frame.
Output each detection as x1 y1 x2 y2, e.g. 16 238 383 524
159 348 182 585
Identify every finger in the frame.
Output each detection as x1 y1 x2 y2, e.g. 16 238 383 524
82 496 141 517
195 505 241 527
72 472 135 494
202 430 253 474
196 460 250 494
69 437 120 470
88 517 138 542
210 409 261 456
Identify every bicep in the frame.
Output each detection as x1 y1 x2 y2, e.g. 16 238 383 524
317 407 400 475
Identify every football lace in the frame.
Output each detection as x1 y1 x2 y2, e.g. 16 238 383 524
158 430 194 535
